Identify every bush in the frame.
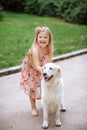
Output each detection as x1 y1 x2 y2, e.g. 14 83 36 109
24 0 57 16
37 0 87 25
0 0 24 12
0 0 87 25
37 0 57 16
62 0 87 24
24 0 39 14
0 4 4 20
56 0 71 18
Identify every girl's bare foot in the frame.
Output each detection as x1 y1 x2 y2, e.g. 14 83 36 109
31 109 38 116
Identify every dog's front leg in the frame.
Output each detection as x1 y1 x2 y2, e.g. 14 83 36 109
42 102 49 129
61 96 66 112
55 103 61 127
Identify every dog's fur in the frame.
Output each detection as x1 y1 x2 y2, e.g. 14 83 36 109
41 63 66 129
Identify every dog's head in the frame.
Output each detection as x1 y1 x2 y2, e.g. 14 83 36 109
42 63 61 82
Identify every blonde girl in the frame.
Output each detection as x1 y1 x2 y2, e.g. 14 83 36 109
20 26 53 116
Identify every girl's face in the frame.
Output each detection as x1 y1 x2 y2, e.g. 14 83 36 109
37 31 50 49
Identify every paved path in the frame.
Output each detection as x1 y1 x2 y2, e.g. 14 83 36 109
0 54 87 130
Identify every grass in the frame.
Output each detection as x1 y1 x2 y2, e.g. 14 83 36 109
0 12 87 69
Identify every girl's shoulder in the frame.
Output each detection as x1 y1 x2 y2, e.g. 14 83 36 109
32 44 38 50
31 44 39 56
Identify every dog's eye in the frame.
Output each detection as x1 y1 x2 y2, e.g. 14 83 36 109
44 67 46 69
49 67 52 70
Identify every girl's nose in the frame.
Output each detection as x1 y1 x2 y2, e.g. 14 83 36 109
41 37 44 40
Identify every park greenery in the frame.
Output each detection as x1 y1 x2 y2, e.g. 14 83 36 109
0 12 87 69
0 0 87 69
0 0 87 25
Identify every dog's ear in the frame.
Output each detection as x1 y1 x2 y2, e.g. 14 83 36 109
57 67 61 73
55 64 61 73
56 65 61 77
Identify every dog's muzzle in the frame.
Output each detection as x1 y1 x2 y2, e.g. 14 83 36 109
43 73 53 82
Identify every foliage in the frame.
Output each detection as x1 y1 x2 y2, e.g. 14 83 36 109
0 0 25 12
0 12 87 69
24 0 39 14
56 0 87 25
0 0 87 24
0 4 4 20
37 0 57 16
24 0 87 25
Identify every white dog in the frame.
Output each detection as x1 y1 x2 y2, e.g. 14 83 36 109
41 63 66 129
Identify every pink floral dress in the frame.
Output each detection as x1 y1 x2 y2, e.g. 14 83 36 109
20 53 50 99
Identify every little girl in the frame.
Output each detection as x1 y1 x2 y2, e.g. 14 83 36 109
20 26 53 116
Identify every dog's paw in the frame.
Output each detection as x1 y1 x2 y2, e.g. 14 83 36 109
61 109 66 112
42 121 49 129
55 119 61 127
61 107 66 112
61 105 66 112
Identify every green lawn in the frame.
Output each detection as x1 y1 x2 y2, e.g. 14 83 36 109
0 12 87 69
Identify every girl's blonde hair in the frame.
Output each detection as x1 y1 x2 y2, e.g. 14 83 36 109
26 26 53 71
34 26 53 60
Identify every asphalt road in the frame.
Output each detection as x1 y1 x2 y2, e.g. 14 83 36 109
0 54 87 130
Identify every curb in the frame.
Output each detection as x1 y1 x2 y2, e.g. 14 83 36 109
0 49 87 77
52 48 87 62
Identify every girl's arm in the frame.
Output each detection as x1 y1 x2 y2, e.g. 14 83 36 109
31 47 42 74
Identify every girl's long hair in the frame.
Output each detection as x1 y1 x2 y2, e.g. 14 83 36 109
25 26 53 71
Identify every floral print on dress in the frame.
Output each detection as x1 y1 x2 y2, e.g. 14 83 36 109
20 53 50 99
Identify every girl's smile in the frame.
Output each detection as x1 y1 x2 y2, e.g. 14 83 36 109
37 31 49 49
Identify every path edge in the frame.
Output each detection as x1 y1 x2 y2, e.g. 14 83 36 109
0 49 87 77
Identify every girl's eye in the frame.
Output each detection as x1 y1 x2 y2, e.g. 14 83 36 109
39 36 42 38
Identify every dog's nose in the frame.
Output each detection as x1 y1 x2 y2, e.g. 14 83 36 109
43 73 47 76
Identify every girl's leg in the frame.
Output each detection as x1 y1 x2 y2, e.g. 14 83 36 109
29 95 38 116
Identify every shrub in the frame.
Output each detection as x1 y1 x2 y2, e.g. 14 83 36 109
37 0 87 25
24 0 57 16
0 4 4 20
62 0 87 24
0 0 24 12
0 0 87 25
24 0 39 14
56 0 71 18
37 0 57 16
